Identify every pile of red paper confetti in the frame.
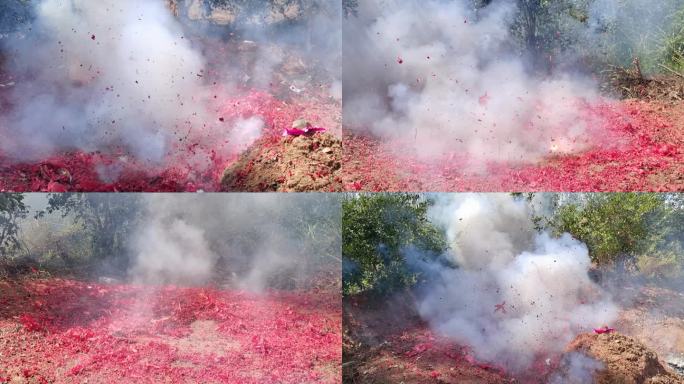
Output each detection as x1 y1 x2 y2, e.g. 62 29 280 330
0 89 338 192
0 278 341 383
344 100 683 192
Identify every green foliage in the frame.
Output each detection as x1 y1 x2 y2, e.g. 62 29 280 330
22 220 93 268
488 0 684 75
560 1 682 74
636 248 683 281
342 193 447 296
658 7 684 72
585 0 684 74
550 193 668 265
0 194 28 255
39 194 143 268
273 194 341 267
510 0 583 68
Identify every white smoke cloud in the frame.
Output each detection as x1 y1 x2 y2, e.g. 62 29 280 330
1 0 207 161
343 0 609 165
549 352 604 384
411 194 618 372
0 0 265 177
132 216 217 285
129 194 340 291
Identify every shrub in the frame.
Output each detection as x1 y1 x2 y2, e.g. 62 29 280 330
342 193 447 296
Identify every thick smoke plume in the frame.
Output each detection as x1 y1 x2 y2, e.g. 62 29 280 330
130 194 340 291
410 194 618 371
343 0 608 165
0 0 262 169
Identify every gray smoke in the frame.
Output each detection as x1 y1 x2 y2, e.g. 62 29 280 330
130 194 340 291
570 0 684 73
549 352 604 384
411 194 618 372
343 0 612 166
0 0 263 168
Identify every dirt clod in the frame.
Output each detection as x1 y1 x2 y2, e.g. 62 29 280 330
221 132 342 192
565 332 683 383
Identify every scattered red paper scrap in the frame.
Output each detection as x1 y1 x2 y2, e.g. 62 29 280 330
0 278 341 384
594 326 615 334
479 92 490 106
283 127 327 136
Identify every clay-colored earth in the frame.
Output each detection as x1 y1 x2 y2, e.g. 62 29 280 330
566 333 682 384
221 132 342 192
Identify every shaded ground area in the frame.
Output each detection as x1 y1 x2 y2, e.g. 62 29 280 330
343 99 683 192
343 284 684 383
343 294 514 384
0 277 341 383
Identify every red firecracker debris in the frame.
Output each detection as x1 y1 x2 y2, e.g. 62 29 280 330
0 278 341 384
594 326 615 334
0 90 340 192
283 127 327 136
343 99 684 191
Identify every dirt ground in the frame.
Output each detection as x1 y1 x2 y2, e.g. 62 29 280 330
342 97 684 192
343 283 684 384
343 294 514 384
0 277 342 384
566 333 681 383
614 285 684 371
221 132 342 192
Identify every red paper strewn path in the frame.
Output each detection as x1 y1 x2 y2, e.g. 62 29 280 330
343 100 684 192
0 90 340 192
0 278 341 384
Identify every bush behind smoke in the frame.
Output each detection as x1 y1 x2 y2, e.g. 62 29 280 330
568 0 684 73
130 194 341 290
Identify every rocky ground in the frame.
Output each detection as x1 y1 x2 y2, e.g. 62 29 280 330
221 132 342 192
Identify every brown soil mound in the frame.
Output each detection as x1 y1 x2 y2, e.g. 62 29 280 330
566 332 682 384
221 132 342 191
